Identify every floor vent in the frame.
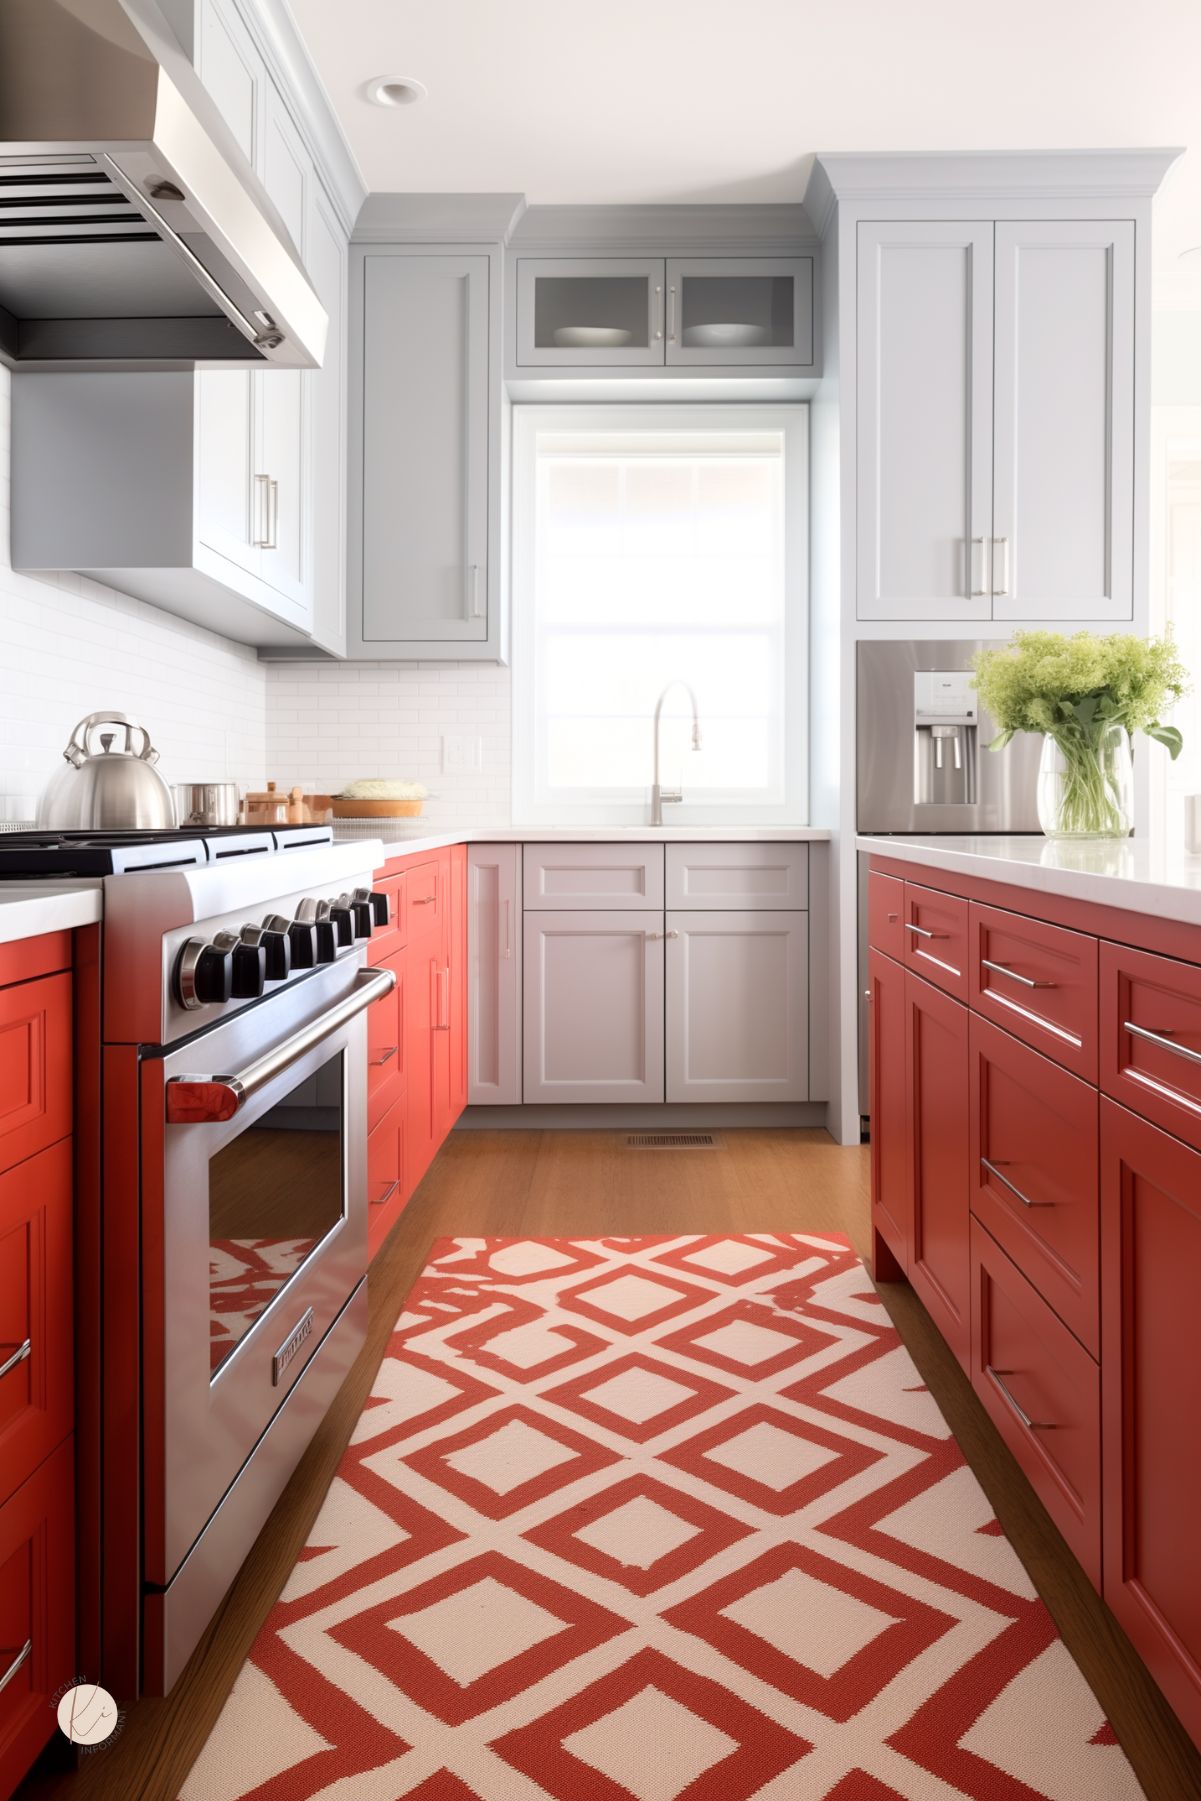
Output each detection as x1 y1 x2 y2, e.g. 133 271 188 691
626 1132 720 1150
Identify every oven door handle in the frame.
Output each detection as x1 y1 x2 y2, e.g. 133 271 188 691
165 968 397 1123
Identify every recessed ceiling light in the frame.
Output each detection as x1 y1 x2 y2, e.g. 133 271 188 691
364 75 427 108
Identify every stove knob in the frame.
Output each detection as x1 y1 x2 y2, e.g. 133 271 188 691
348 895 373 938
314 917 339 963
259 928 291 981
355 887 391 928
175 939 233 1009
286 920 319 969
328 903 356 947
230 940 267 999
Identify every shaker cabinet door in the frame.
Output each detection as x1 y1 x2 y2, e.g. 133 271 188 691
664 911 808 1102
992 221 1134 622
856 220 994 622
523 913 664 1104
905 970 971 1370
468 846 522 1105
869 949 910 1276
356 253 491 648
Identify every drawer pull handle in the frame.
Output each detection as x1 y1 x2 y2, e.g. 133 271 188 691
980 1157 1053 1209
981 958 1056 992
0 1339 31 1382
0 1639 31 1697
372 1180 399 1208
370 1046 398 1067
986 1366 1052 1432
412 895 436 906
904 922 945 940
1124 1020 1201 1068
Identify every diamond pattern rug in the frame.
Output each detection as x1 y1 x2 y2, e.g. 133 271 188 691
180 1234 1144 1801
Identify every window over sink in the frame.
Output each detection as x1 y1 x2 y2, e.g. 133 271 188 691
512 404 808 824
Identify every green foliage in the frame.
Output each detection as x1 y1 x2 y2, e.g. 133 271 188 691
972 631 1189 759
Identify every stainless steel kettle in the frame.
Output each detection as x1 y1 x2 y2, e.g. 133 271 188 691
37 711 177 830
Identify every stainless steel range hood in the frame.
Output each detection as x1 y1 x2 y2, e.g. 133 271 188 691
0 0 326 370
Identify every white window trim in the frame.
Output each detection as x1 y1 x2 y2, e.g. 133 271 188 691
511 402 809 826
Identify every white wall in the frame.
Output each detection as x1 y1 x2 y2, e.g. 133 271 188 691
0 367 268 822
265 661 512 824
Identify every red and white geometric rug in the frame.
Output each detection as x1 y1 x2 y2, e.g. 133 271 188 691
181 1234 1145 1801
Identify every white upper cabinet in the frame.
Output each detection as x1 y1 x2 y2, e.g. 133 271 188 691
992 221 1134 621
197 0 260 163
856 222 995 622
350 248 499 658
856 216 1136 624
305 183 348 656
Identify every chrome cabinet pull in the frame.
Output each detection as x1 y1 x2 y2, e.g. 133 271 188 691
412 895 436 906
435 966 450 1030
666 284 677 343
904 922 944 941
981 957 1056 992
372 1180 399 1208
644 929 680 941
265 478 279 551
0 1339 31 1382
992 536 1010 597
370 1045 398 1067
981 1156 1053 1209
1124 1020 1201 1068
467 563 485 620
501 897 512 959
986 1366 1052 1431
969 537 988 597
653 282 664 341
166 968 397 1122
0 1640 31 1698
253 472 271 548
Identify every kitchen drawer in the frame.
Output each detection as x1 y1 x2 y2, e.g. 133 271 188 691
367 955 403 1133
970 1219 1101 1588
0 1437 74 1801
366 870 407 963
0 1142 72 1505
868 871 905 961
523 844 665 911
0 972 71 1179
969 1016 1099 1356
902 882 969 1002
664 843 808 910
0 934 70 992
1100 942 1201 1151
971 903 1098 1081
367 1093 406 1261
405 856 445 944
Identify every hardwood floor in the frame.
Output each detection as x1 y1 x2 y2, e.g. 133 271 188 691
18 1128 1201 1801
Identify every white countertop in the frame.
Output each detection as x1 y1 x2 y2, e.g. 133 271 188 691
334 823 830 850
857 832 1201 928
0 880 103 945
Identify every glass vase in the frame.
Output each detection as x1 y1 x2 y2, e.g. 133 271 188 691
1036 726 1133 839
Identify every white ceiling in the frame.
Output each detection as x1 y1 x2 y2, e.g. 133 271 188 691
290 0 1201 280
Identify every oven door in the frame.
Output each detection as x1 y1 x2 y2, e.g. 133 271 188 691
143 959 390 1586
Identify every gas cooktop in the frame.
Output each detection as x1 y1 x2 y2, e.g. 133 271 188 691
0 824 334 876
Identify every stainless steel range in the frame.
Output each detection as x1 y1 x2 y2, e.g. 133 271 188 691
1 825 393 1696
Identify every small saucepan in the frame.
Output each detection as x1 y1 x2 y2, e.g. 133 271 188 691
172 782 240 828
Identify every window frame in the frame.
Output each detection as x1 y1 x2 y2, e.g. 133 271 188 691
511 402 810 826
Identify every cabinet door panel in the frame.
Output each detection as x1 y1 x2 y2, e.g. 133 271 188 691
664 843 807 911
1101 1100 1201 1746
901 882 969 1003
523 913 664 1104
516 259 666 367
0 1142 72 1498
305 184 347 655
360 255 490 643
664 257 814 368
196 369 257 578
665 912 807 1102
1100 941 1201 1151
970 901 1098 1082
993 221 1134 621
197 0 262 164
524 844 665 911
856 221 994 621
403 940 434 1193
0 1439 74 1801
0 972 71 1177
906 971 971 1369
869 950 910 1275
469 845 522 1105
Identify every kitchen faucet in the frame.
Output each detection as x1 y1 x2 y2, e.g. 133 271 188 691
650 682 703 826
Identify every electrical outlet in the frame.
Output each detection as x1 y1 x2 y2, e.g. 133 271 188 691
441 734 483 773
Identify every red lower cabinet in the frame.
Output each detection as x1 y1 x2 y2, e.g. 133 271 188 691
0 1437 74 1800
868 950 910 1277
970 1220 1101 1585
367 1094 406 1261
1101 1098 1201 1745
906 970 971 1370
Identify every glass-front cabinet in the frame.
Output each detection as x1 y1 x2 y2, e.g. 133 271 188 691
516 255 815 370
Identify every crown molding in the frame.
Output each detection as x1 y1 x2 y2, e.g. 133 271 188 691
353 192 527 244
806 148 1183 223
510 203 820 255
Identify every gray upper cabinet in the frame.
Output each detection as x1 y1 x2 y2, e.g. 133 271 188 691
666 258 814 367
856 216 1136 624
350 247 502 658
305 182 348 656
516 254 816 372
